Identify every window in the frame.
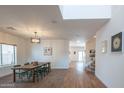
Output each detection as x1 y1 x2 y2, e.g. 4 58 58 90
0 44 17 66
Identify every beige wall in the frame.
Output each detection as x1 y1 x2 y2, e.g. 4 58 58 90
0 31 28 77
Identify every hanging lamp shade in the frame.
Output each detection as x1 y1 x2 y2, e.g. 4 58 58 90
31 32 40 43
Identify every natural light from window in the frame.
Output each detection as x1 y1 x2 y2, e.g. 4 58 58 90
0 44 17 66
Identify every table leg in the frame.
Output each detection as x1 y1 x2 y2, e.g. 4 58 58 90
32 69 35 82
13 69 16 82
48 63 51 72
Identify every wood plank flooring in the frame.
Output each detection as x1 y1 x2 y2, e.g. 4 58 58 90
0 62 106 88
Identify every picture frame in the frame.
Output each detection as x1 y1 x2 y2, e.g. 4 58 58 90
74 51 76 55
111 32 123 52
44 47 52 56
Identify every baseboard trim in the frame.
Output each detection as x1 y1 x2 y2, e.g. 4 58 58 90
95 72 107 88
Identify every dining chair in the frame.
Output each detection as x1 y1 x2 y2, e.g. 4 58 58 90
42 64 49 76
13 65 27 79
24 62 31 79
24 62 30 65
28 62 42 81
37 65 44 79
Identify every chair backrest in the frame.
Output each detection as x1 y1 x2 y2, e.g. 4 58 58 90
24 62 30 65
14 65 21 67
31 61 38 66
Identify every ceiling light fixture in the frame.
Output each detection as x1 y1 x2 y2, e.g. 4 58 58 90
31 32 40 43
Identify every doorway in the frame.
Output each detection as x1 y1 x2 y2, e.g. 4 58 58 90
78 51 83 61
78 50 86 62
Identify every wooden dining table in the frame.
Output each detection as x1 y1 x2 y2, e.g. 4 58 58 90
11 62 51 82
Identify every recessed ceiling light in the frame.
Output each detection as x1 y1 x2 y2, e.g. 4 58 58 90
94 35 96 38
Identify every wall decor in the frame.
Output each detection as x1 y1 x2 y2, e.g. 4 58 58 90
101 40 107 53
74 51 76 55
44 47 52 56
111 32 122 52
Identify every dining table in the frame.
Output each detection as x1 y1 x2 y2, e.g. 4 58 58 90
11 62 51 82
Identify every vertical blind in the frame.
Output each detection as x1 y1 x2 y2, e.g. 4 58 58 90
0 44 17 66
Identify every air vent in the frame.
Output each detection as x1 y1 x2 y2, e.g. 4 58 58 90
6 26 16 30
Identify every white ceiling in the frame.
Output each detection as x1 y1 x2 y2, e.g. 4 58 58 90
0 5 109 43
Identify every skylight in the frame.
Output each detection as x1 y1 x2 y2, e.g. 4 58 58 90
59 5 111 20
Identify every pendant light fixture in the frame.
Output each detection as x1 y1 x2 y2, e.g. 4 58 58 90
31 32 40 43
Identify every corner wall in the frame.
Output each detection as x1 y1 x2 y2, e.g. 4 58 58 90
96 6 124 88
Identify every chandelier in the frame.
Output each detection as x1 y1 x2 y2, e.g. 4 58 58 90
31 32 40 43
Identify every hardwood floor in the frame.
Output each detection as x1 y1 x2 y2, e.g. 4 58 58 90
0 62 106 88
64 62 106 88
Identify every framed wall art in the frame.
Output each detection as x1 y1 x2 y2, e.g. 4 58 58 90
101 40 107 53
74 51 76 55
44 47 52 56
111 32 123 52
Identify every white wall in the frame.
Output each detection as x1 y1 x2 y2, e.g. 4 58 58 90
0 31 28 77
27 40 69 69
96 6 124 88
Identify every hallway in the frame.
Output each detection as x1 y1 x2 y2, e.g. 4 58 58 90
0 62 105 88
